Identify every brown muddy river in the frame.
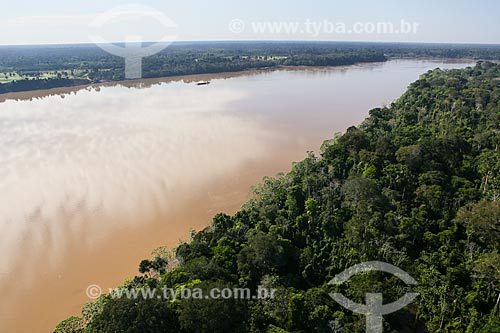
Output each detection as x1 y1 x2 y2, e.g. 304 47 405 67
0 59 474 332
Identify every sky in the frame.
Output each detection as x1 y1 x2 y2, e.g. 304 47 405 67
0 0 499 45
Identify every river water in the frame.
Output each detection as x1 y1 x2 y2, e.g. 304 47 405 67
0 59 474 332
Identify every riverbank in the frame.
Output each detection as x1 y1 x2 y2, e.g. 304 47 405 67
0 58 388 98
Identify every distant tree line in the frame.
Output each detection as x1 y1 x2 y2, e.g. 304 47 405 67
0 78 89 94
2 41 500 94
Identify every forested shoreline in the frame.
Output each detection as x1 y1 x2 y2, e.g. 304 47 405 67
2 41 500 95
55 62 500 332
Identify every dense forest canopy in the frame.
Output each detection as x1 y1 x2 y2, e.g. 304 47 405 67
2 41 500 94
55 62 500 332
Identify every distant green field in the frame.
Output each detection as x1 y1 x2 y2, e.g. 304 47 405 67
0 70 88 84
0 72 23 83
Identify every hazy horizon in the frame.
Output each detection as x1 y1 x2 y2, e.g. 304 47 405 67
1 0 499 46
1 40 500 48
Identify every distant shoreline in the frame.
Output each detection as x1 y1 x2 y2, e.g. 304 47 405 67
3 39 499 97
0 61 385 101
0 60 387 98
0 58 479 103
